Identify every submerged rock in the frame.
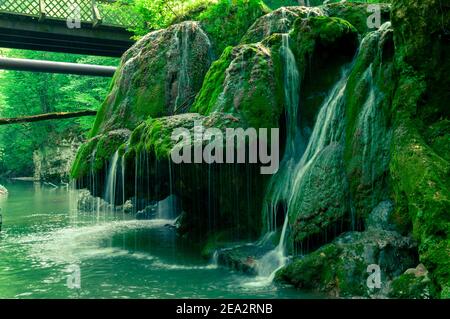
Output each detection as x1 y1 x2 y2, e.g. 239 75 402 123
135 204 158 220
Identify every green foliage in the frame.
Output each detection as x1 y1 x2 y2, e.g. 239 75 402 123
0 49 118 177
197 0 270 56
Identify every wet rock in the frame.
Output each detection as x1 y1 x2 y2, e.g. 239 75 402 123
275 229 418 298
135 204 158 220
216 242 277 276
118 200 134 214
366 201 398 231
288 143 351 251
76 189 114 213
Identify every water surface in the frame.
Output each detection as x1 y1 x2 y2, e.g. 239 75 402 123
0 181 314 299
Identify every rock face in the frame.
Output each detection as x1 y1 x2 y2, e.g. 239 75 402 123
92 21 213 137
289 143 351 250
275 229 418 298
33 139 81 183
388 0 450 298
191 42 283 128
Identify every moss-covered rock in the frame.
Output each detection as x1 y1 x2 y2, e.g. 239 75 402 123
389 264 436 299
324 2 391 35
91 21 213 137
290 15 359 73
289 143 351 251
389 0 450 298
191 42 284 129
71 129 131 180
276 229 418 298
241 6 323 44
343 22 395 226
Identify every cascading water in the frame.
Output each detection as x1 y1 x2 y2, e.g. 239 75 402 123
254 23 392 282
104 150 119 210
253 69 351 285
174 24 191 113
262 34 302 233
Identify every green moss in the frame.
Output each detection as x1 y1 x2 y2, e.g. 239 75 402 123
198 0 270 56
275 243 343 292
290 16 358 73
70 139 98 179
70 130 130 179
389 273 435 299
191 46 234 115
192 43 283 129
325 2 391 35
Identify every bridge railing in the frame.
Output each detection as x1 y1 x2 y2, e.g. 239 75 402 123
0 0 143 29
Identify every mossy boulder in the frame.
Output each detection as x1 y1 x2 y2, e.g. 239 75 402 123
91 21 213 137
116 112 268 241
389 264 436 299
191 42 284 129
288 143 351 251
71 129 131 180
290 15 359 74
324 2 391 35
241 6 323 44
276 229 418 298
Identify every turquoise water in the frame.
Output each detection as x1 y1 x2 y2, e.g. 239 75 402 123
0 181 314 299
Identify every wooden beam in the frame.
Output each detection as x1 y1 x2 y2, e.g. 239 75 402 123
0 110 97 125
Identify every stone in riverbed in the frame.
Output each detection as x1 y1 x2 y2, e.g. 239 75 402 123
275 229 418 298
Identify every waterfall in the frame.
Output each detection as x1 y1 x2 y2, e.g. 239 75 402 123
254 23 391 282
254 68 350 285
262 33 302 233
104 151 119 213
174 24 191 113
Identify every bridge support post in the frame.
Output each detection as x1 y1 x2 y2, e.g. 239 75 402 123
92 0 103 28
39 0 47 22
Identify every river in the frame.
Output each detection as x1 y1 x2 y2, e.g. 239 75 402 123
0 180 314 299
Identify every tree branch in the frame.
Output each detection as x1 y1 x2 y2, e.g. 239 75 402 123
0 110 97 125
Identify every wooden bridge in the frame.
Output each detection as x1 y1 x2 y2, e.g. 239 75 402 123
0 0 142 57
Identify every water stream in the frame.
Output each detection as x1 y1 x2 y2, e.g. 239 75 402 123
0 181 317 298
